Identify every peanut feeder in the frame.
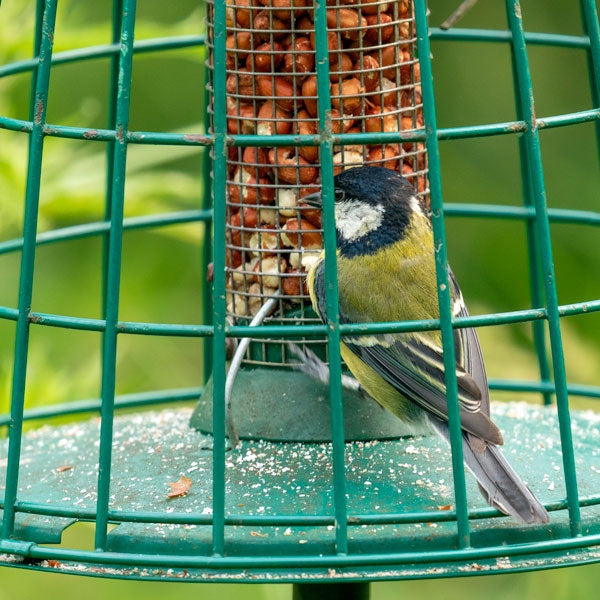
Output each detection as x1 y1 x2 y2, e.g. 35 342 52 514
206 0 429 365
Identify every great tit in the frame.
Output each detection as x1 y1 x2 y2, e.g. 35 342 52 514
304 166 549 524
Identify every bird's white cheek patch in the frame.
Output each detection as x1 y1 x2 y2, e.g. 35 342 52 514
335 200 385 241
409 195 422 215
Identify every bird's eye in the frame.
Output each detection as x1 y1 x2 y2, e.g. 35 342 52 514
334 189 345 201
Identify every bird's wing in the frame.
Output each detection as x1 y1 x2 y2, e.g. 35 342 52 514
447 267 492 418
312 261 503 445
429 415 549 523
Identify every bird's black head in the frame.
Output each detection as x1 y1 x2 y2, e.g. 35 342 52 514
329 166 421 257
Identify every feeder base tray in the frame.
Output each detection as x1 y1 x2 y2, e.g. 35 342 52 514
0 402 599 581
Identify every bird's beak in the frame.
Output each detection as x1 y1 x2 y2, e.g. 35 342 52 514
301 190 322 208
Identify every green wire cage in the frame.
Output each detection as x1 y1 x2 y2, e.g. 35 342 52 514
0 0 599 596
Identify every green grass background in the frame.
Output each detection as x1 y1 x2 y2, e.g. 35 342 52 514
0 0 599 598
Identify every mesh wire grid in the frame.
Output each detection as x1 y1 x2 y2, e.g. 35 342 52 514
0 0 598 583
206 0 428 366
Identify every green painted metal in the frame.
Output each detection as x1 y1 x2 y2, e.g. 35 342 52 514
1 403 599 581
2 0 57 541
101 1 124 425
103 0 123 326
202 80 214 385
313 0 348 558
0 297 599 343
430 27 595 48
1 27 596 83
0 388 203 427
509 20 553 408
0 0 598 583
581 0 600 154
506 0 582 536
0 297 599 342
191 369 416 441
94 0 137 552
1 205 598 260
0 36 207 79
0 210 213 256
3 109 600 145
209 0 229 559
415 0 471 550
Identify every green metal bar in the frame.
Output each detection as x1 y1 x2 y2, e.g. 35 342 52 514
537 108 600 128
488 379 600 399
209 0 229 558
126 130 211 144
2 296 600 338
506 0 581 535
430 27 592 49
98 5 123 535
444 203 600 224
1 297 600 340
0 375 597 432
94 0 137 551
581 0 600 157
0 35 206 78
0 116 212 143
415 0 470 549
523 176 553 405
1 0 57 541
231 108 599 144
0 28 594 82
1 204 597 259
2 531 600 570
2 108 598 145
23 0 45 251
201 69 214 385
28 0 45 122
0 387 202 427
0 503 456 526
103 0 123 337
5 489 600 529
0 210 213 256
230 299 600 335
140 295 596 333
314 0 348 557
508 14 553 406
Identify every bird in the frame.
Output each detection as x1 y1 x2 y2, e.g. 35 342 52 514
303 165 550 524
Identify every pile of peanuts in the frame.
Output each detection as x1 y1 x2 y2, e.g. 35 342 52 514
207 0 428 318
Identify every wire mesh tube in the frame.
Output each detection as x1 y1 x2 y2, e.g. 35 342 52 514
205 0 429 365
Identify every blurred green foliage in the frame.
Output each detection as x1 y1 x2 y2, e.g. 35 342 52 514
0 0 209 411
0 0 599 598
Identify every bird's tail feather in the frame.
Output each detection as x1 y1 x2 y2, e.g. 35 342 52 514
429 416 550 524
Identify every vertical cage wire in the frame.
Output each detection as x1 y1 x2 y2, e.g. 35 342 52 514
413 0 470 549
1 0 58 541
505 0 582 536
205 0 429 367
94 0 138 552
312 0 349 556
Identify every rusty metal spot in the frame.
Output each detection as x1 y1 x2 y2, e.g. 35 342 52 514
183 133 211 145
34 98 44 126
